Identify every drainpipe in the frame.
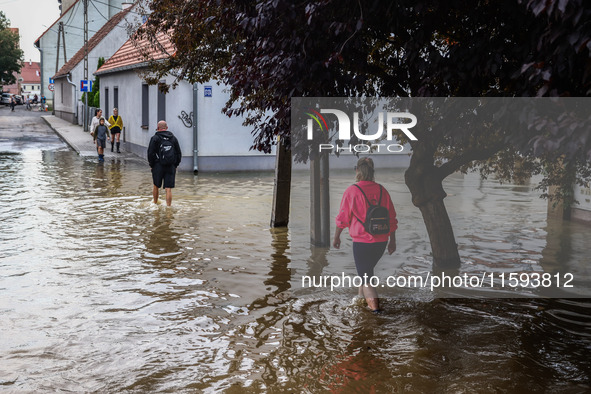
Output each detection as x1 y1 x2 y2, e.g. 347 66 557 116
192 82 199 173
66 73 78 122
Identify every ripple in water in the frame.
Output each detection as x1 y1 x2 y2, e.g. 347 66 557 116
1 135 590 392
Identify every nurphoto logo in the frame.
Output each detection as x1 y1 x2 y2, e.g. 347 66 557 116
306 108 418 153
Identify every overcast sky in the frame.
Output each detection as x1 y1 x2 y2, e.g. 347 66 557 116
1 0 61 62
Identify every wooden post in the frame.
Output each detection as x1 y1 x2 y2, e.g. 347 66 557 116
310 155 321 244
320 151 330 244
310 151 330 246
270 136 292 227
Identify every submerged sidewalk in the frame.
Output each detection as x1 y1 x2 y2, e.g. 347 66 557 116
42 115 146 162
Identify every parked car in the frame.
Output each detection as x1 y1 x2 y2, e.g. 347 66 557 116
14 95 22 105
1 93 11 105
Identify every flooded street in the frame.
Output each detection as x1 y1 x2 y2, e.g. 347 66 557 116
1 114 590 392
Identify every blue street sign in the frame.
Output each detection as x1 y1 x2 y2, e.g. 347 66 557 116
49 78 54 84
80 80 92 92
204 86 212 97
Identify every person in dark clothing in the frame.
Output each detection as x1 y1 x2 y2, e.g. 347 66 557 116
147 120 182 206
92 117 110 162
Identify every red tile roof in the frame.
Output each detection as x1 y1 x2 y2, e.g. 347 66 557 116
95 29 175 76
53 6 133 79
33 0 80 47
20 62 41 83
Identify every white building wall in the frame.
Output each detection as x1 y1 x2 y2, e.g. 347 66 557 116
99 71 277 171
196 83 275 157
572 184 591 223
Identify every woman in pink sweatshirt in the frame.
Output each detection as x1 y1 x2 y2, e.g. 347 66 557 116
333 157 398 313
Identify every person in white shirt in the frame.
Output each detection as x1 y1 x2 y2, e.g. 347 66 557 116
90 109 110 135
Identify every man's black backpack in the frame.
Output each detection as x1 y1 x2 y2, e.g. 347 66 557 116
157 135 176 166
353 184 390 235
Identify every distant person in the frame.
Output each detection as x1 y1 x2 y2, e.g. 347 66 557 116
90 108 110 135
33 94 38 104
108 108 123 153
92 117 110 162
10 95 16 112
332 157 398 313
148 120 182 206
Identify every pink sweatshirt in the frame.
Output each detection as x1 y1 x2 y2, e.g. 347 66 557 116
335 181 398 243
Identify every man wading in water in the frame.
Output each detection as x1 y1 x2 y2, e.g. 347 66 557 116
147 120 182 206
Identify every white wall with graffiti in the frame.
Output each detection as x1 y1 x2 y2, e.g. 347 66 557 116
98 70 276 171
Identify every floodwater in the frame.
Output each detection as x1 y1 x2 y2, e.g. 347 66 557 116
1 117 590 392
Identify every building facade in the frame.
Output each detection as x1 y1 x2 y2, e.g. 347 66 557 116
95 70 278 172
34 0 132 107
52 5 138 124
20 61 41 98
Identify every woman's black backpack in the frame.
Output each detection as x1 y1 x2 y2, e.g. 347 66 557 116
353 184 390 235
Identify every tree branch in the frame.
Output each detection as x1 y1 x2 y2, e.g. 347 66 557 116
437 143 505 179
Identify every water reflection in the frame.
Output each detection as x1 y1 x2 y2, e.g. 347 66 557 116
144 208 182 260
305 246 330 283
1 130 591 392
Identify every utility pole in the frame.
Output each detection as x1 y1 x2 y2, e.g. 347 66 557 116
56 22 62 77
83 0 89 131
61 23 67 65
55 22 67 76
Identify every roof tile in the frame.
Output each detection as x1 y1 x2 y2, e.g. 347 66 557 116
95 29 175 75
20 62 41 83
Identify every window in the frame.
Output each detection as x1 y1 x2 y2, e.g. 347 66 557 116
141 84 149 128
61 82 63 103
157 82 166 122
104 87 109 119
114 87 118 110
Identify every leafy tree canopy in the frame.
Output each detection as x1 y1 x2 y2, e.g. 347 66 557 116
82 57 105 108
0 11 24 87
137 0 590 192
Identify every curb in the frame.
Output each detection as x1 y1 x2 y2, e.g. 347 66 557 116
41 116 80 154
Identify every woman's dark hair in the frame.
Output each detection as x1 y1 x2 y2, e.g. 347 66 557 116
355 157 375 182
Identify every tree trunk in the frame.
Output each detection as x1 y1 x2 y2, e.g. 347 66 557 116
405 145 461 271
417 197 461 271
